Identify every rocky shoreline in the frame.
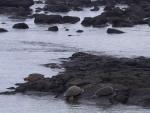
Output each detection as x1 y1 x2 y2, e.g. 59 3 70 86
2 52 150 107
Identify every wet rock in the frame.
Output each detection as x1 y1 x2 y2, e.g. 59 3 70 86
65 29 69 31
44 4 70 12
24 73 44 82
46 0 92 7
81 15 107 27
0 0 34 8
0 7 32 16
107 28 125 34
7 87 15 90
76 30 83 33
95 87 114 97
35 7 43 13
92 15 108 27
90 6 99 11
34 14 63 24
34 14 80 24
43 63 62 69
0 28 8 32
111 18 133 27
81 17 93 27
67 79 91 87
48 26 59 31
128 88 150 106
62 16 80 24
0 91 16 95
13 23 29 29
72 7 83 11
34 0 43 4
110 89 130 104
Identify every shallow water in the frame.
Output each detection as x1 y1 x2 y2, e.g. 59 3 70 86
0 3 150 113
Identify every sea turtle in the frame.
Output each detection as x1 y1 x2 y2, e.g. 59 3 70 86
64 85 84 102
24 73 44 82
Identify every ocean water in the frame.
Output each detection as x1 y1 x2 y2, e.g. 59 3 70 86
0 3 150 113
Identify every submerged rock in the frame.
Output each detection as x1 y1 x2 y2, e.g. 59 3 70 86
0 28 8 32
76 30 83 33
48 26 59 31
107 28 125 34
13 23 29 29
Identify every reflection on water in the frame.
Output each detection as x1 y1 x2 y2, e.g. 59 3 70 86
0 3 150 113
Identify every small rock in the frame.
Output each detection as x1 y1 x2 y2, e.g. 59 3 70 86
65 29 69 31
13 23 29 29
34 0 43 4
76 30 83 33
0 28 8 32
107 28 125 34
72 7 83 11
43 63 61 69
0 91 16 95
90 6 99 11
7 87 15 90
48 26 59 31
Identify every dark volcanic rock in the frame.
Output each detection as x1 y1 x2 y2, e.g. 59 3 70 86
46 0 92 7
0 7 32 16
107 28 125 34
81 4 150 28
72 7 83 11
43 63 62 69
44 0 92 13
34 14 63 24
62 16 80 24
5 52 150 107
76 30 83 33
0 0 34 8
81 15 107 27
44 4 70 12
0 28 8 32
90 6 99 11
81 17 93 27
13 23 29 29
34 14 80 24
48 26 59 31
34 0 43 4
